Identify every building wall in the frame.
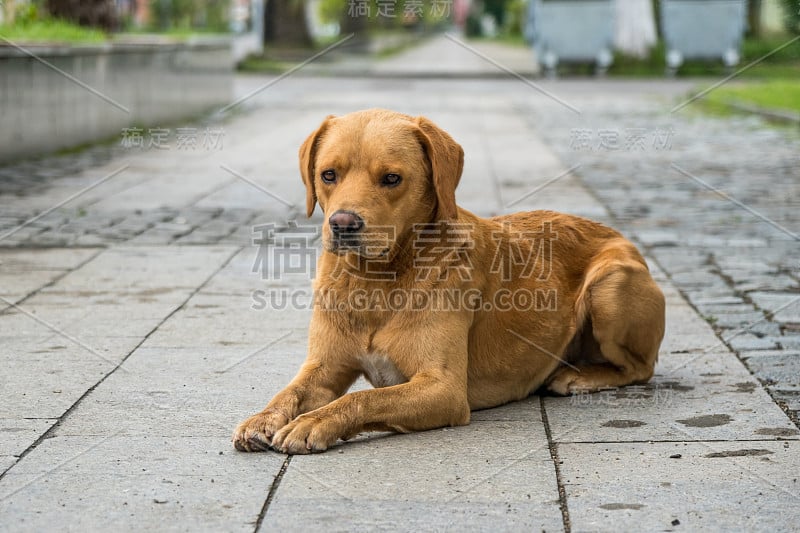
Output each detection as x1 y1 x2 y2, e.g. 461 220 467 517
0 38 234 162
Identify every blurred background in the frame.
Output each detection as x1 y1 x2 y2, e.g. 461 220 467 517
1 0 798 161
1 2 799 530
1 0 798 67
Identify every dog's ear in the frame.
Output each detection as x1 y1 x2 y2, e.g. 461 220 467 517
415 116 464 221
298 115 334 218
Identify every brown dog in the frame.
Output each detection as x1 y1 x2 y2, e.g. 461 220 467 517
232 109 665 454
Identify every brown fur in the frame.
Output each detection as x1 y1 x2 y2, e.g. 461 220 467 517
233 109 666 454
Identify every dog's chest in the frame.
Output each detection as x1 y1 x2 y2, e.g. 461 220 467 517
358 353 407 388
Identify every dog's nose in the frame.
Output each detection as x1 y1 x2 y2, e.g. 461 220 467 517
328 211 364 234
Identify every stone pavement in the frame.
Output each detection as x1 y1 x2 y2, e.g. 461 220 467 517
524 83 800 427
1 38 799 532
307 33 540 77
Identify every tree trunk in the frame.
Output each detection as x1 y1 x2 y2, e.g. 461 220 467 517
747 0 762 37
340 5 369 53
45 0 118 31
264 0 312 47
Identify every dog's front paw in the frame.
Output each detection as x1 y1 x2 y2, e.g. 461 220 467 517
232 409 291 452
271 414 341 454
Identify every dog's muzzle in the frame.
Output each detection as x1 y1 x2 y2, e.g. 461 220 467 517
328 210 364 250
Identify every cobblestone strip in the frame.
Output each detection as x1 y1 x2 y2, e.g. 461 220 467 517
527 101 800 427
0 207 276 248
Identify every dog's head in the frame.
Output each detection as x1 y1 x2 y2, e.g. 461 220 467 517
299 109 464 258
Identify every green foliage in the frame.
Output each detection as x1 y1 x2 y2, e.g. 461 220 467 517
11 1 41 25
778 0 800 34
504 0 526 36
0 17 108 43
465 11 482 37
742 35 800 63
148 0 229 32
465 0 525 39
0 0 112 42
483 0 510 26
609 42 667 76
319 0 347 24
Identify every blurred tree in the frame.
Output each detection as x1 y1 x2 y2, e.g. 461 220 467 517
779 0 800 33
747 0 761 37
149 0 229 32
319 0 450 31
45 0 118 31
483 0 509 26
264 0 311 46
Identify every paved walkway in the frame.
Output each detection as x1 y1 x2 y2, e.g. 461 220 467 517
308 33 540 77
1 39 799 532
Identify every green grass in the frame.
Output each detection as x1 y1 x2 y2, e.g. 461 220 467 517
0 19 108 43
0 18 230 45
471 33 528 47
237 55 293 73
608 35 800 78
117 28 230 41
703 80 800 114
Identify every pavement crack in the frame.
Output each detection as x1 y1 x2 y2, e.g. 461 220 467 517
255 454 292 531
0 245 244 483
541 396 571 533
0 247 104 317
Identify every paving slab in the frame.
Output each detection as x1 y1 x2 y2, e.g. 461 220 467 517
744 351 800 391
0 270 67 305
54 345 307 438
0 457 16 475
0 419 57 459
264 416 562 531
0 357 110 420
0 245 238 470
545 353 799 443
35 245 238 293
560 441 800 532
0 436 283 533
749 292 800 325
0 248 100 304
370 35 539 77
0 249 99 271
545 285 799 443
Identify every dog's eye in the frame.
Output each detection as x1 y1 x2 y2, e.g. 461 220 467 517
321 169 337 184
381 173 402 187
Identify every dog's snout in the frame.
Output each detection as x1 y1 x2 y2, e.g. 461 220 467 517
329 211 364 234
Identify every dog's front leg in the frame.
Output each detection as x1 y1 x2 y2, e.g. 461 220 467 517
232 318 362 452
270 375 470 454
271 324 471 454
232 360 359 452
